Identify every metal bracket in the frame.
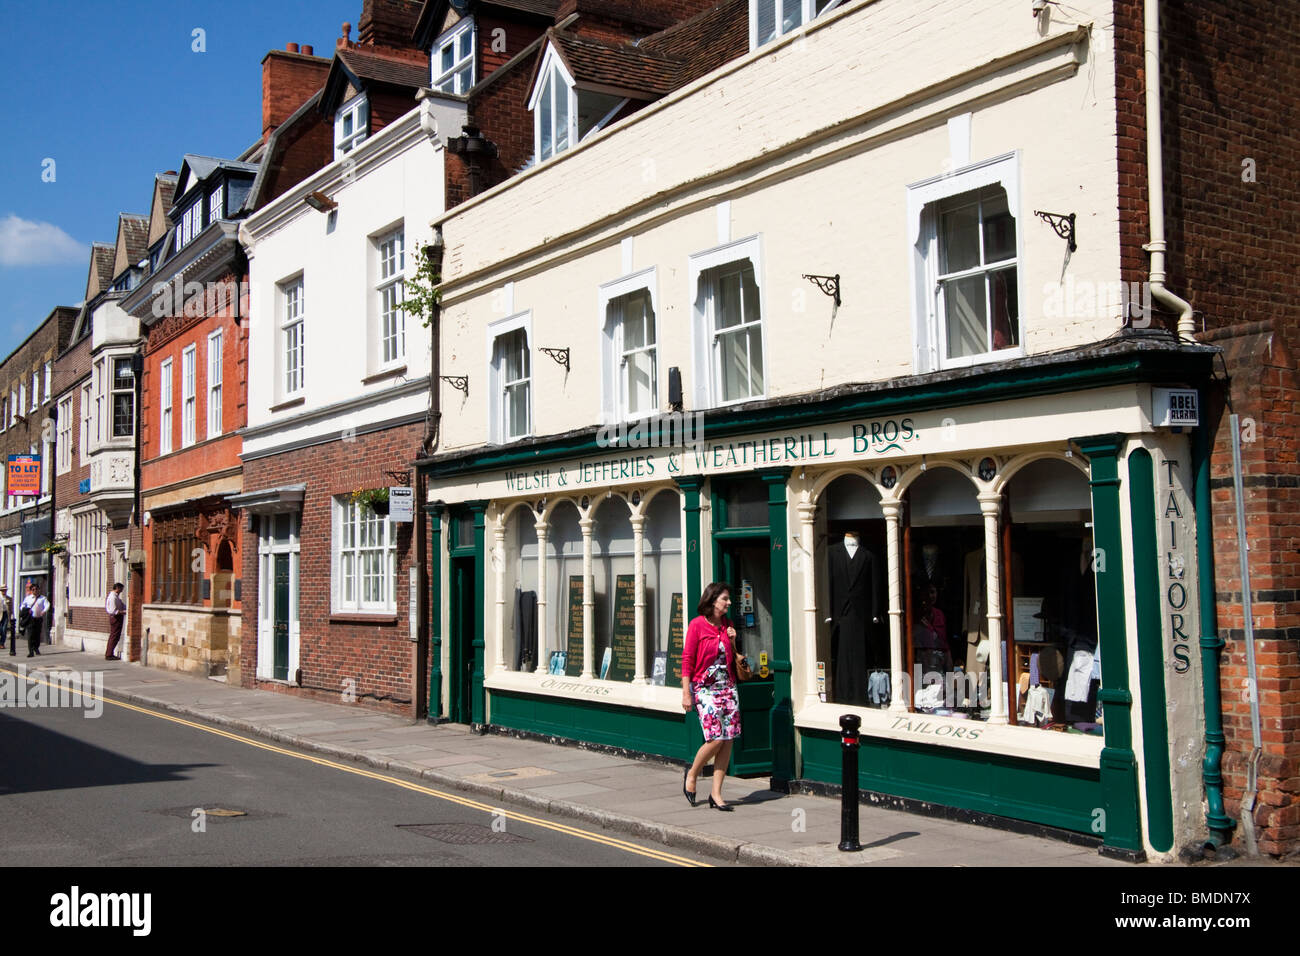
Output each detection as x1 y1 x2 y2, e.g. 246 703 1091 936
384 470 411 487
539 347 570 372
1034 210 1076 253
801 273 841 307
440 376 468 395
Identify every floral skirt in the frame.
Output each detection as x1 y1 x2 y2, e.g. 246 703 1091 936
694 679 742 742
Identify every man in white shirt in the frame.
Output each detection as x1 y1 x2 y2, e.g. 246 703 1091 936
105 582 126 661
20 580 49 658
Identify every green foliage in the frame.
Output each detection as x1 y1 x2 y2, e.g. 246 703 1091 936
406 243 442 328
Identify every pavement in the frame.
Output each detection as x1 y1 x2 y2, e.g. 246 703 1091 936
0 645 1174 866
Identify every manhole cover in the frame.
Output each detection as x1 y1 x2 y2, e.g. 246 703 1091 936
396 823 532 845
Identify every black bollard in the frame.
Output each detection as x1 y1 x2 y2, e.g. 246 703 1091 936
839 713 863 852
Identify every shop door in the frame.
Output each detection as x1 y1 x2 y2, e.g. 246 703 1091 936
272 553 290 681
717 539 775 776
449 556 476 724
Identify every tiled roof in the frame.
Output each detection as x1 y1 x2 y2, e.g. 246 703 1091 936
156 174 177 211
338 48 429 90
639 0 749 88
549 31 680 97
89 243 115 293
120 214 150 266
485 0 560 17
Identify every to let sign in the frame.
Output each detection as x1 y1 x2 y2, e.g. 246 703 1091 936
7 455 40 497
388 486 414 522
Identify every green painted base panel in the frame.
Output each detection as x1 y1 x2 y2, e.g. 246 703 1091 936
801 730 1103 835
491 691 693 762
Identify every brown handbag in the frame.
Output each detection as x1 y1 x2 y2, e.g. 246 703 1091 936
735 654 754 681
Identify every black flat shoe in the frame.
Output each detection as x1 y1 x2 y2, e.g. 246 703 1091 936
708 796 733 812
683 768 697 807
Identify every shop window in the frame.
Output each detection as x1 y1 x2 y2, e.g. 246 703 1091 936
545 501 583 676
151 511 202 605
905 467 984 715
643 491 683 686
592 496 635 682
907 153 1022 373
1005 458 1100 734
817 474 888 707
502 506 539 672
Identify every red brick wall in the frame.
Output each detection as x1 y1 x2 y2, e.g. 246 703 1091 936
239 423 425 714
1113 0 1300 855
262 49 331 142
477 13 546 79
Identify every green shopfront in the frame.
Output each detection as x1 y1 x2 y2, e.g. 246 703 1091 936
418 343 1220 860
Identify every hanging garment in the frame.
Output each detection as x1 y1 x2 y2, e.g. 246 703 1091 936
829 542 881 706
1022 685 1052 725
868 670 891 706
513 588 539 672
1065 649 1094 702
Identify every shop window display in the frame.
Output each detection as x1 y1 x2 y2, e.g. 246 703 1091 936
817 475 887 706
502 506 539 672
1004 458 1101 734
643 490 684 686
592 496 635 681
546 501 583 675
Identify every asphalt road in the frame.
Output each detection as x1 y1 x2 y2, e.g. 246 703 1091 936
0 667 716 867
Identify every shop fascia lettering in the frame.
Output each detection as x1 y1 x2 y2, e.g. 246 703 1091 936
1162 458 1192 674
500 416 919 494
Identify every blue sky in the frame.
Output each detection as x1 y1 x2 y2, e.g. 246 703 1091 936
1 0 363 345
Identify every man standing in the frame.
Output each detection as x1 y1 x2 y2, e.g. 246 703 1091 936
105 582 126 661
21 580 49 658
0 585 12 654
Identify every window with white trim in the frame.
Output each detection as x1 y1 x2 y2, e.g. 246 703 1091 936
334 94 369 159
69 509 106 603
750 0 841 49
281 277 305 396
376 228 406 367
907 153 1023 372
487 315 531 444
599 270 659 422
530 46 626 164
43 363 51 403
159 358 173 455
433 18 475 93
208 184 224 224
333 496 396 613
182 344 196 448
110 356 135 438
30 372 37 411
177 200 202 251
18 384 25 419
207 329 223 437
690 237 766 408
79 383 91 465
57 396 72 474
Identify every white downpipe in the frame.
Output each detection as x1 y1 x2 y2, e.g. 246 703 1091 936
1143 0 1195 341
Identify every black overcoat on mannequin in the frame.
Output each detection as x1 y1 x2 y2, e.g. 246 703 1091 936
829 541 881 705
513 588 538 672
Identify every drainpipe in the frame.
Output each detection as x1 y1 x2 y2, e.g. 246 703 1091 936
414 228 445 720
1193 413 1235 848
1229 413 1263 855
1143 0 1195 342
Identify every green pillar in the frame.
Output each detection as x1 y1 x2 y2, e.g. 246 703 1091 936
1128 448 1174 853
676 476 705 606
759 468 796 789
1075 434 1144 858
426 502 444 722
469 500 488 727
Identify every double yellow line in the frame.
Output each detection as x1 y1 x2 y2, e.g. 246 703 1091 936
1 665 709 867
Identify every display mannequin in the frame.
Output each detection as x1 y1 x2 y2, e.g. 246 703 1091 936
962 548 987 676
828 532 881 705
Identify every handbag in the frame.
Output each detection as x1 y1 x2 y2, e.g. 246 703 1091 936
735 654 754 681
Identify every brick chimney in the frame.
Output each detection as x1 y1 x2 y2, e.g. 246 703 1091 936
356 0 423 50
261 46 331 143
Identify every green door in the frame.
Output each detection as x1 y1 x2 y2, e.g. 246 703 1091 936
450 556 476 724
272 553 290 681
718 539 776 775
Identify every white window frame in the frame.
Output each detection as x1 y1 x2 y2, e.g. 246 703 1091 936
375 227 406 369
280 276 305 398
30 373 37 411
529 46 575 164
486 311 532 444
334 93 369 159
159 358 174 455
18 384 26 420
432 17 475 94
332 496 397 614
109 355 135 440
57 396 72 474
906 151 1025 373
69 507 106 607
207 329 223 438
208 184 224 224
43 363 51 404
598 267 659 423
688 235 767 409
79 383 92 466
256 512 301 681
749 0 842 50
181 344 197 448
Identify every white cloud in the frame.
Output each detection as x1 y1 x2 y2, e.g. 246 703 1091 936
0 214 85 266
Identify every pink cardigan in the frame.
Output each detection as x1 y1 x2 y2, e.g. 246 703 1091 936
681 616 738 685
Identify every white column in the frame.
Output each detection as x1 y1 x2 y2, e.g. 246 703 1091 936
580 515 594 679
978 492 1007 724
797 500 820 709
881 497 907 713
534 521 549 674
631 513 647 684
492 517 506 673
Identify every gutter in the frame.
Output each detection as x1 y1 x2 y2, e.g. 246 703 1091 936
415 227 445 721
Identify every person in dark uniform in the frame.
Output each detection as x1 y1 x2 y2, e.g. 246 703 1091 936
20 579 49 658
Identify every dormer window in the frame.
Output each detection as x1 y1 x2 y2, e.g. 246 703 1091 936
176 200 202 252
433 18 474 94
335 94 369 159
208 183 225 224
530 46 627 165
750 0 841 49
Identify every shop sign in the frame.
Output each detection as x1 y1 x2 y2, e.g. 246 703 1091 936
1162 459 1191 674
7 455 40 497
388 486 413 522
888 714 985 741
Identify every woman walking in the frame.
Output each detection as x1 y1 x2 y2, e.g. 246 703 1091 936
681 582 742 810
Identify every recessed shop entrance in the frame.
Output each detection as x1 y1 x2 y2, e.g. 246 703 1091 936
448 505 485 726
